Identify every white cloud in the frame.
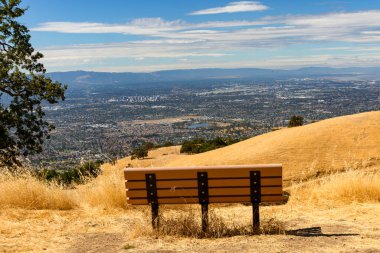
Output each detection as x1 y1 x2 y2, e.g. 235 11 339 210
281 11 380 28
31 18 185 36
189 1 269 15
32 10 380 71
40 40 229 67
42 52 380 73
32 11 380 45
31 18 268 36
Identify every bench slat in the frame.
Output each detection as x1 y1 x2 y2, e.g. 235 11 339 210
127 195 286 205
124 166 281 181
126 187 282 198
125 178 282 189
124 164 286 205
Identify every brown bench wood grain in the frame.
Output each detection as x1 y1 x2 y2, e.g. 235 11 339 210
124 164 288 233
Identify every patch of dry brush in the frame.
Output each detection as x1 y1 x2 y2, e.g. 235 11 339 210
0 167 126 210
0 170 76 210
289 169 380 206
157 208 286 238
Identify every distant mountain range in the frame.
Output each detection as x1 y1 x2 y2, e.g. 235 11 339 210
48 67 380 87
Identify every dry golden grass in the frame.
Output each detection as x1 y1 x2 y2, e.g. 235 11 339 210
102 145 183 170
157 207 286 238
289 169 380 206
76 168 127 210
0 165 127 211
0 170 77 210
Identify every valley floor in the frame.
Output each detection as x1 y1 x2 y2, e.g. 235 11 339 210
1 203 379 253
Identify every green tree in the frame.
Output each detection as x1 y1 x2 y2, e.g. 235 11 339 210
37 160 102 186
0 0 66 167
142 141 155 150
180 137 240 154
288 115 304 128
131 146 148 160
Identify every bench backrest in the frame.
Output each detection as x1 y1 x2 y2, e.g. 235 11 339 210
124 164 285 205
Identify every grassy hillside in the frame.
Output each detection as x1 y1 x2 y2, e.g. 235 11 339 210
166 111 380 181
1 111 380 252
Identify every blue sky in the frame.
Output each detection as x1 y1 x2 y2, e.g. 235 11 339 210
18 0 380 72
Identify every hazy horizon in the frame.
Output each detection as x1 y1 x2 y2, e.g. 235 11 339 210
42 66 380 76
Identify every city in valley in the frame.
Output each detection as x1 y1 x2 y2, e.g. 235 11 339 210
34 77 380 169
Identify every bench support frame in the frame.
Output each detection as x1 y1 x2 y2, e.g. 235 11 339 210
144 170 262 234
201 203 209 234
250 171 261 233
252 203 260 233
146 174 159 229
197 172 209 233
151 203 159 229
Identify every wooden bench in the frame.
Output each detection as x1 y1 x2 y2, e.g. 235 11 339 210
124 164 288 233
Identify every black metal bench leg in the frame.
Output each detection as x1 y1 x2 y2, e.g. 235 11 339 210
197 172 209 235
201 203 209 234
252 203 260 234
250 171 261 234
151 203 159 230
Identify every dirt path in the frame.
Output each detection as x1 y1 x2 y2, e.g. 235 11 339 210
66 225 379 253
1 203 380 252
67 233 124 253
53 204 380 253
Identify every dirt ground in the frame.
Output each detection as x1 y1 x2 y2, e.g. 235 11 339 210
1 203 379 253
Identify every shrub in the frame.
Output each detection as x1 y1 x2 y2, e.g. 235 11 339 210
37 160 103 186
288 115 304 127
131 146 149 160
180 137 239 154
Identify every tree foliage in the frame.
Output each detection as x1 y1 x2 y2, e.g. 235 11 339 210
0 0 66 167
37 160 103 186
288 115 304 128
131 145 149 160
180 137 239 154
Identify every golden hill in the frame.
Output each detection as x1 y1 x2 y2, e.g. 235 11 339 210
110 110 380 182
166 111 380 180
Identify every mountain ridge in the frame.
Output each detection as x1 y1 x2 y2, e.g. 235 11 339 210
48 67 380 86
